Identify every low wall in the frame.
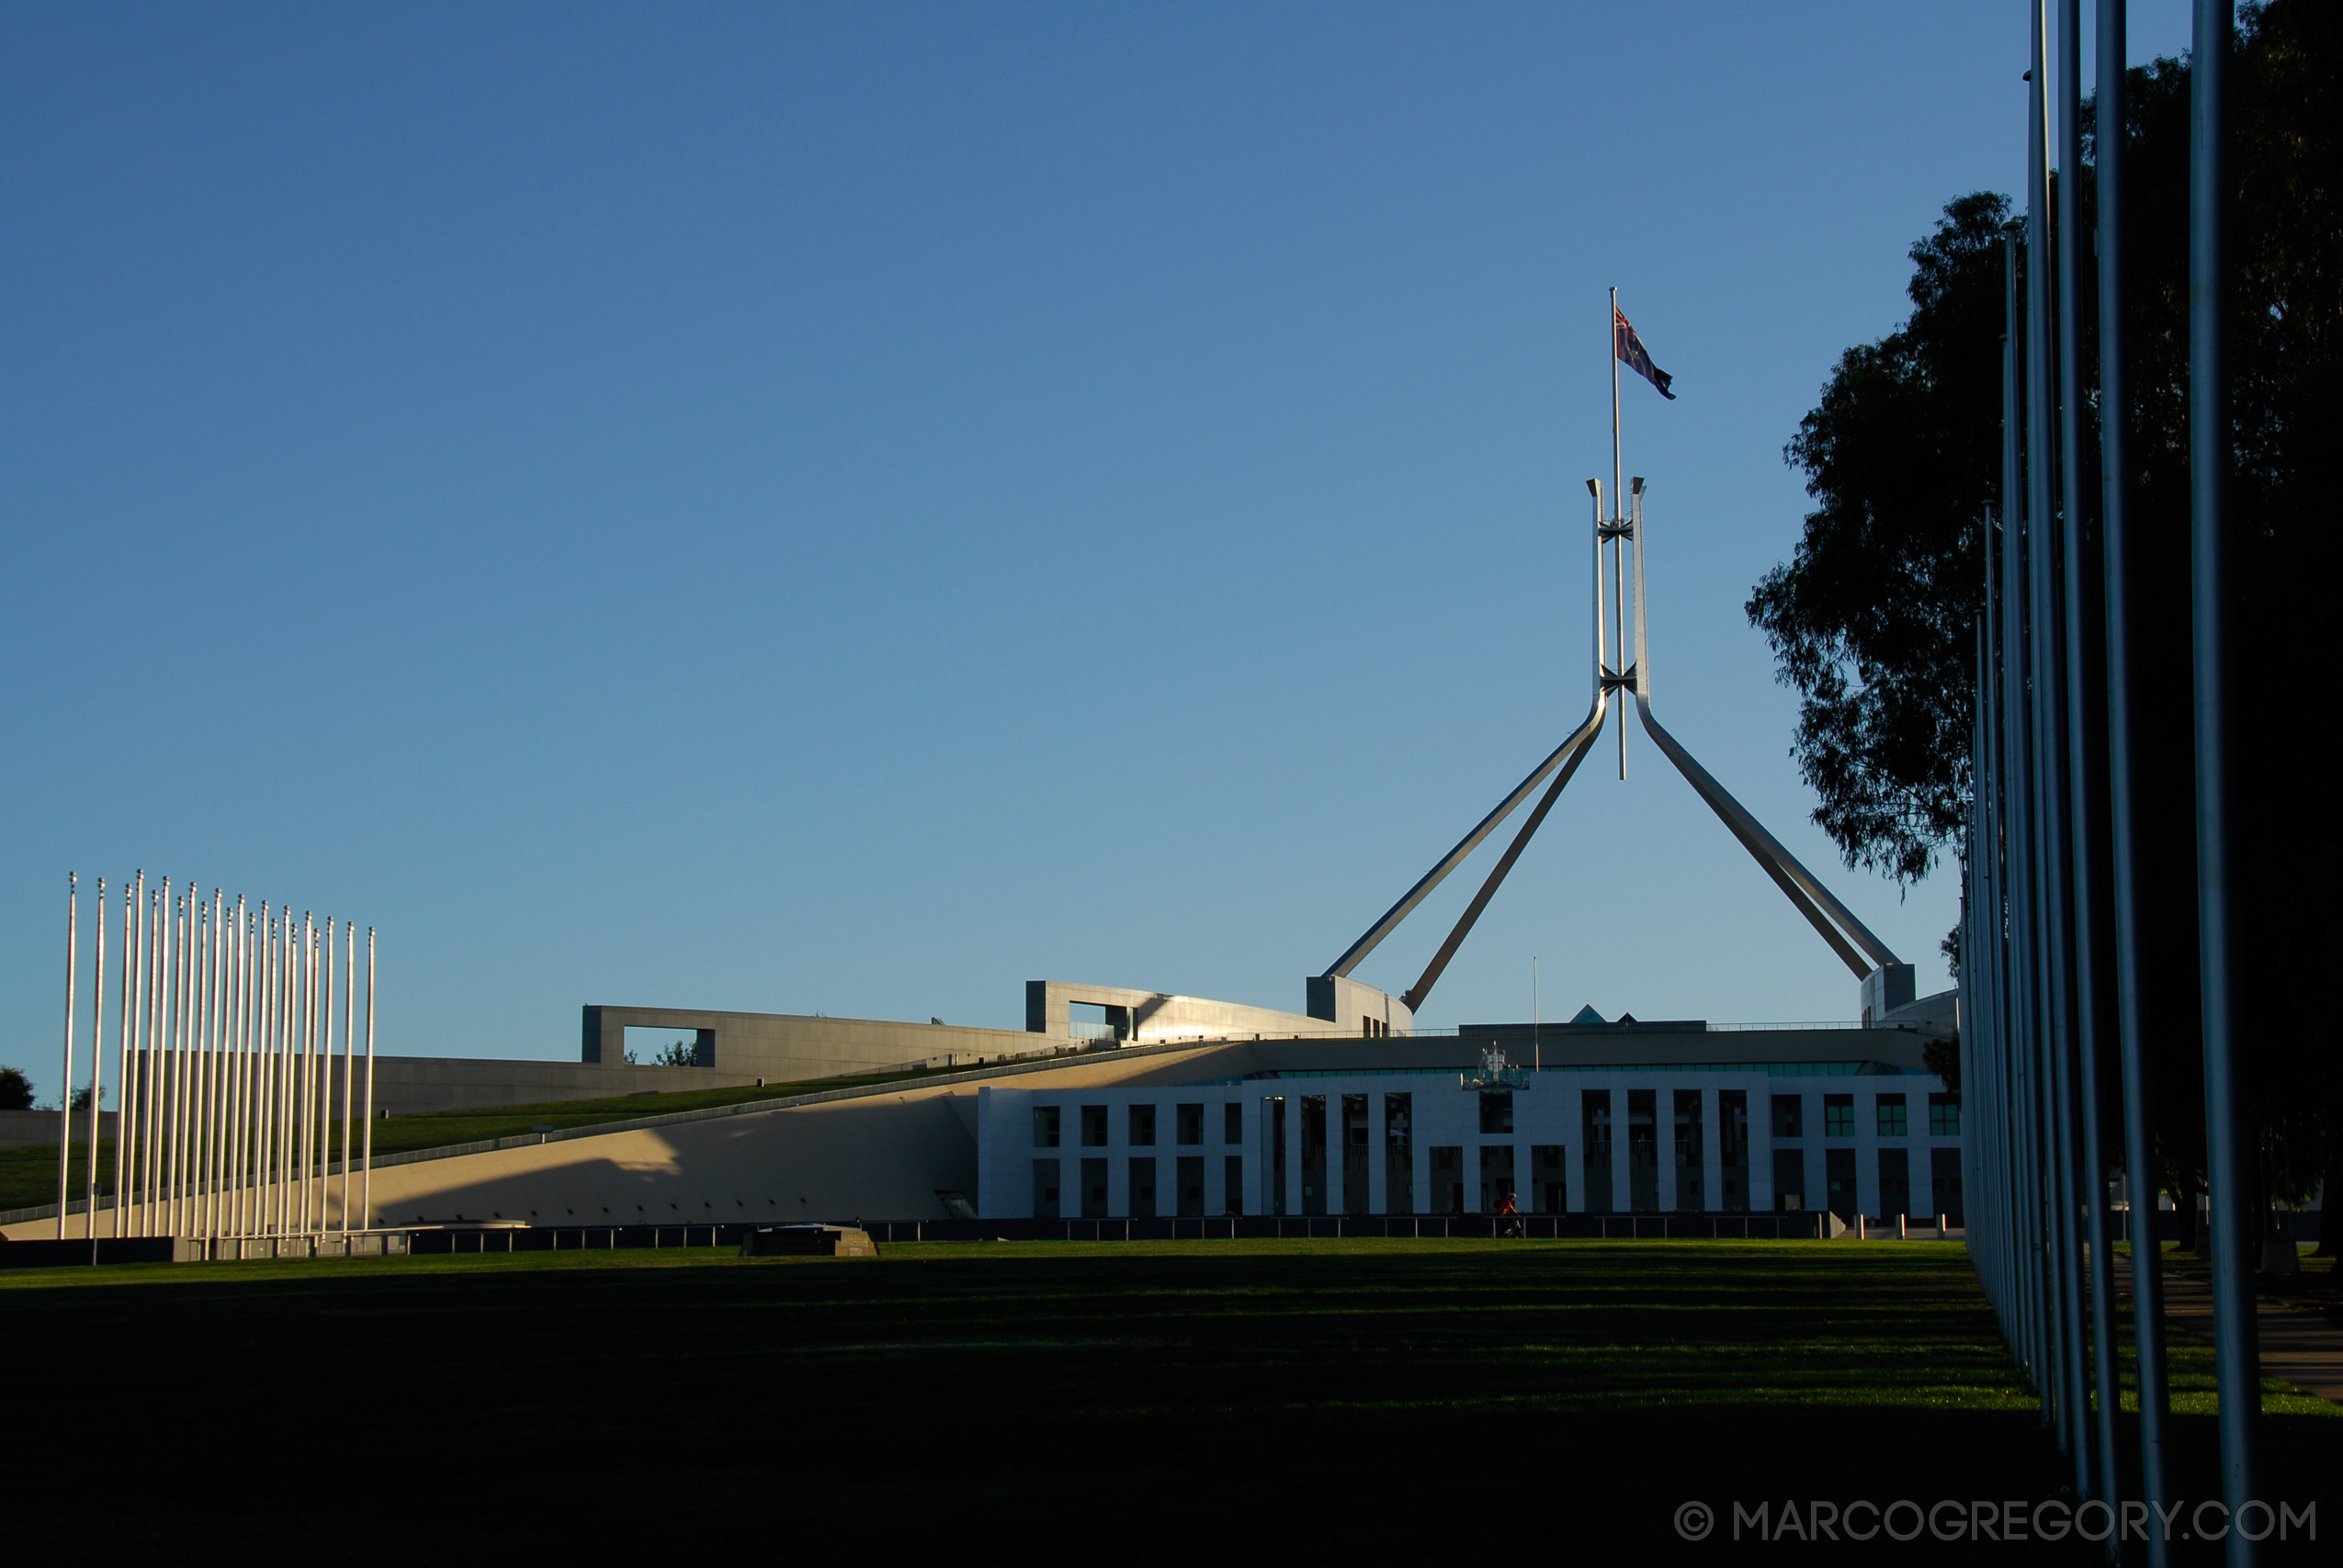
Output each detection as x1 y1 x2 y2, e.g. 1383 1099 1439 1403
0 1110 119 1149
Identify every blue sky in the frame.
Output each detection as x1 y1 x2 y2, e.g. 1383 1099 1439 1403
2 4 2194 1089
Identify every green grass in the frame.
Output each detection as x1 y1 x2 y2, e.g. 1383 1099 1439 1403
17 1239 2327 1562
0 1066 956 1210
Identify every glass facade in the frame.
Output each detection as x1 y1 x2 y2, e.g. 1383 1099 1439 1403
1341 1093 1369 1215
1627 1089 1658 1212
1582 1091 1613 1212
1719 1089 1748 1213
1672 1089 1704 1212
1384 1093 1414 1215
1300 1095 1328 1216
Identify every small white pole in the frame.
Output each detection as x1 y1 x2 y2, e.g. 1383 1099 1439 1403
56 874 77 1240
116 876 141 1238
321 916 334 1232
341 919 355 1236
85 879 106 1258
300 912 316 1235
362 927 376 1232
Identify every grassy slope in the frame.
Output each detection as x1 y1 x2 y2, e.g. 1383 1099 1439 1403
9 1241 2329 1562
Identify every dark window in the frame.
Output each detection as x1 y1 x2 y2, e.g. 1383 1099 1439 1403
1823 1094 1854 1139
1176 1155 1205 1218
1673 1089 1705 1213
1825 1147 1857 1220
1478 1145 1516 1213
1930 1147 1964 1224
1479 1090 1513 1134
1929 1094 1961 1137
1176 1103 1205 1145
1582 1091 1614 1213
1384 1093 1414 1215
1223 1102 1243 1145
1431 1145 1464 1215
1341 1093 1369 1215
1129 1103 1156 1147
1129 1156 1157 1218
1878 1148 1910 1217
1299 1095 1328 1216
1081 1157 1109 1218
1719 1089 1749 1213
1033 1158 1061 1219
1081 1105 1109 1147
1034 1106 1060 1148
1223 1154 1243 1215
1264 1097 1287 1215
1875 1094 1907 1138
1771 1094 1804 1138
1627 1089 1658 1212
1532 1145 1567 1214
1772 1148 1805 1211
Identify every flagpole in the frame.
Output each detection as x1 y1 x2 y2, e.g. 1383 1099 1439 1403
1609 286 1623 513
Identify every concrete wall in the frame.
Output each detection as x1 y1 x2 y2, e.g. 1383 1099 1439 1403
1305 975 1416 1035
583 1005 1059 1082
0 1110 118 1148
1023 979 1361 1043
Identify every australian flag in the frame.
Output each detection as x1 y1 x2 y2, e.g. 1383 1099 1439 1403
1613 306 1675 400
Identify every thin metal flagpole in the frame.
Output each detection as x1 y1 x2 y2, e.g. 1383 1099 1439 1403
85 879 106 1257
113 881 133 1238
301 912 316 1235
2189 0 2259 1551
56 874 77 1239
362 927 376 1233
341 919 356 1236
322 917 335 1232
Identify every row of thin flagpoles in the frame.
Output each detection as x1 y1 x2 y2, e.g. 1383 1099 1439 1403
53 872 377 1245
1962 4 2258 1564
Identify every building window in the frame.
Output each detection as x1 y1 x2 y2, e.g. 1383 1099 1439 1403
1177 1155 1205 1218
1825 1147 1857 1220
1773 1148 1805 1211
1176 1103 1205 1145
1034 1106 1061 1148
1341 1093 1369 1216
1930 1147 1964 1224
1582 1091 1614 1213
1385 1093 1414 1215
1300 1095 1328 1216
1223 1154 1244 1215
1081 1105 1109 1147
1081 1157 1109 1218
1875 1094 1907 1138
1129 1103 1156 1147
1223 1102 1243 1145
1719 1089 1748 1213
1263 1097 1287 1215
1878 1148 1910 1218
1432 1145 1464 1215
1771 1094 1803 1139
1673 1089 1705 1213
1929 1094 1961 1137
1478 1145 1516 1214
1033 1158 1061 1219
1532 1144 1567 1214
1627 1089 1658 1212
1823 1094 1854 1139
1479 1090 1513 1135
1128 1156 1157 1218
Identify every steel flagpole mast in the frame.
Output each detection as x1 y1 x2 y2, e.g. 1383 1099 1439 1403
56 874 77 1239
86 880 106 1257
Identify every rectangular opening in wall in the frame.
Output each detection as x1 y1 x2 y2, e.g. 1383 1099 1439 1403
1877 1147 1909 1218
1672 1089 1704 1213
1384 1093 1413 1215
1432 1145 1463 1215
1033 1158 1061 1219
1224 1154 1244 1215
1771 1093 1803 1139
1719 1089 1748 1213
1825 1147 1857 1220
1823 1093 1854 1139
1129 1156 1157 1219
1067 1001 1129 1043
1081 1104 1109 1147
1263 1097 1286 1215
623 1027 711 1068
1341 1093 1368 1215
1033 1105 1061 1148
1300 1095 1328 1216
1773 1148 1806 1211
1478 1144 1516 1214
1177 1155 1205 1218
1930 1147 1964 1224
1129 1103 1156 1147
1627 1089 1658 1212
1532 1144 1567 1213
1081 1156 1110 1218
1582 1091 1613 1213
1929 1093 1961 1137
1478 1090 1513 1135
1223 1102 1243 1145
1176 1103 1204 1145
1875 1093 1907 1138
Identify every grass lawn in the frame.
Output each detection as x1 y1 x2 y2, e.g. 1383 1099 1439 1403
9 1239 2329 1562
